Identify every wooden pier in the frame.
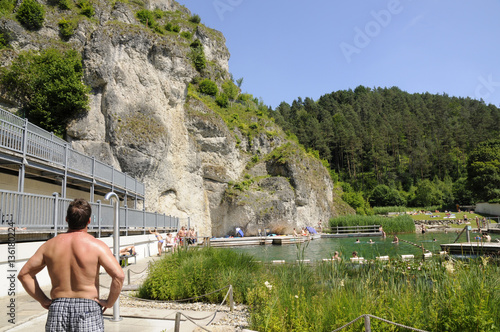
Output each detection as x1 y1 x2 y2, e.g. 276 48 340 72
208 236 272 247
440 242 500 255
209 234 321 247
322 225 383 239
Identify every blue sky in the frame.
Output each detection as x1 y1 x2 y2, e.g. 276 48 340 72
176 0 500 109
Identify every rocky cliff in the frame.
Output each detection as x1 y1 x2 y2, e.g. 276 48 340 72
0 0 353 236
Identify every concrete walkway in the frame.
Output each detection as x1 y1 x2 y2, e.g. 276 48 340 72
1 255 237 332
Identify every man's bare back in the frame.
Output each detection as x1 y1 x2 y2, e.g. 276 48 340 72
44 231 118 301
18 199 124 319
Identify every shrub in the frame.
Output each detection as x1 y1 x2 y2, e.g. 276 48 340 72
180 31 191 39
198 79 217 96
172 25 180 33
0 0 15 14
0 33 8 49
153 8 163 19
56 0 70 10
215 93 228 108
189 13 201 24
0 48 90 137
76 0 94 18
136 9 155 28
16 0 45 30
138 248 260 303
222 79 239 100
190 42 206 72
165 22 172 31
58 18 76 40
190 39 202 48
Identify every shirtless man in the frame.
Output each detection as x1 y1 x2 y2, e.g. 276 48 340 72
177 226 187 246
18 198 124 331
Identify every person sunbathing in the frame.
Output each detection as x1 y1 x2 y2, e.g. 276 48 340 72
120 246 136 256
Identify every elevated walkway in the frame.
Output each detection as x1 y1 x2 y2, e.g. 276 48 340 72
0 107 144 204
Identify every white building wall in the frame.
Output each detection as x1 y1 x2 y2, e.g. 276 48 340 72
0 232 169 297
476 203 500 216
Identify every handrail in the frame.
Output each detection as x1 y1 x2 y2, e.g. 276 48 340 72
0 107 145 197
0 189 178 235
326 225 381 234
453 225 468 243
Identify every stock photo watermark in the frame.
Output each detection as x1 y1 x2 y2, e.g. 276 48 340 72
340 0 410 63
475 74 500 101
213 0 243 21
4 213 17 324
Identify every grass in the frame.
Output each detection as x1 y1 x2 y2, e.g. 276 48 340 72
138 247 500 331
329 214 416 234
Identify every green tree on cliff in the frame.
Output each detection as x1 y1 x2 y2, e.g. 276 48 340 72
0 48 90 137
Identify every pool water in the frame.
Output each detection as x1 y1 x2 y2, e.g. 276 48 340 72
223 231 500 262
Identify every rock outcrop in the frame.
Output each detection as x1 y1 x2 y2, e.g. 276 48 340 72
0 0 353 237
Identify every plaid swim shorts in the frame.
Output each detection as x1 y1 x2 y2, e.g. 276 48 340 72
46 298 104 332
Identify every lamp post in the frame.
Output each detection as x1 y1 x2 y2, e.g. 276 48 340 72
105 191 122 322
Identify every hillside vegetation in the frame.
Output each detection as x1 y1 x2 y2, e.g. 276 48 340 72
274 87 500 207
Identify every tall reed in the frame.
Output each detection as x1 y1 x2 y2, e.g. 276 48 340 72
329 214 415 234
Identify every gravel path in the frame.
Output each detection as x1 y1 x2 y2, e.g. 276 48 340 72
119 291 251 331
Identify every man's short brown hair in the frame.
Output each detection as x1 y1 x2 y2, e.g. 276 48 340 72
66 198 91 230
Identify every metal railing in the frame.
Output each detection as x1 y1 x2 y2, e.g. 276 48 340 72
0 107 145 197
0 189 178 236
326 225 381 234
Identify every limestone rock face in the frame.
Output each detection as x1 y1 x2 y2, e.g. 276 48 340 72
0 0 352 237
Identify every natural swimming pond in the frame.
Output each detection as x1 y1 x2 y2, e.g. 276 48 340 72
223 231 500 261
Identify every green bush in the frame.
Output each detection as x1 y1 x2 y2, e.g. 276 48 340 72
190 39 202 48
0 33 8 49
198 79 217 96
165 22 172 31
56 0 71 10
180 31 191 39
58 18 76 40
0 48 90 137
136 9 155 28
189 13 201 24
152 8 163 19
16 0 45 30
215 93 228 108
138 248 260 303
172 25 180 33
190 45 206 72
76 0 94 18
222 79 239 100
0 0 15 14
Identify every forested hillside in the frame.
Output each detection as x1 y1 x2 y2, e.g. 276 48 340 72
272 86 500 208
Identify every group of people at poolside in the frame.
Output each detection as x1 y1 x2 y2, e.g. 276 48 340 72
149 226 198 256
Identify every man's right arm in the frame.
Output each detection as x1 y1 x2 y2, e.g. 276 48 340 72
96 242 124 310
18 245 52 309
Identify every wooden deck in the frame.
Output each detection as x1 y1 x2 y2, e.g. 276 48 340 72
208 236 272 247
440 242 500 255
209 234 321 247
271 234 320 245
